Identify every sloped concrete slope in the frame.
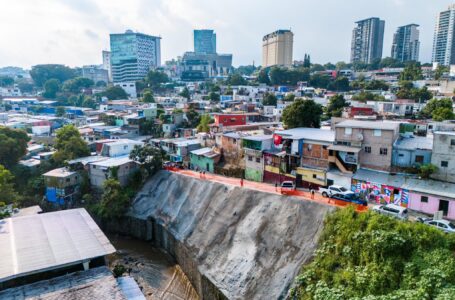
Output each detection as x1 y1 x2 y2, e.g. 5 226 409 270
130 171 334 300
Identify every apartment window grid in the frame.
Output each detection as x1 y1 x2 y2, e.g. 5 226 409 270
364 146 371 153
379 148 388 155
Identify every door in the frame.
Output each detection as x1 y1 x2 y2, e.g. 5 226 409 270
439 200 449 217
206 163 210 172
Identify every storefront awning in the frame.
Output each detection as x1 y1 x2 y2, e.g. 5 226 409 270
328 145 361 153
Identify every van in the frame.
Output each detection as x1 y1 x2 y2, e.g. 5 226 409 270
372 204 408 220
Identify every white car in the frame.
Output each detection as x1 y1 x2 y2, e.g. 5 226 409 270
372 204 408 220
423 219 455 233
280 181 295 194
319 185 353 198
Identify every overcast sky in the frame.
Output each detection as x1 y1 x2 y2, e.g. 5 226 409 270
1 0 454 69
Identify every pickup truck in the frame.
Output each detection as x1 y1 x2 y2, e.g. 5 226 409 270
319 185 354 198
331 193 368 206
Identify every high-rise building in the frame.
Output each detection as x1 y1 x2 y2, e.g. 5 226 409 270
109 30 161 83
432 4 455 66
262 30 294 68
350 18 385 64
391 24 420 62
194 29 216 54
102 50 112 82
81 65 109 84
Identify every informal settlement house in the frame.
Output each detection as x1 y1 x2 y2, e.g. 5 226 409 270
190 147 220 172
0 209 116 290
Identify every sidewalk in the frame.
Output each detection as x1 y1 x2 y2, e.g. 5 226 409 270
166 168 368 212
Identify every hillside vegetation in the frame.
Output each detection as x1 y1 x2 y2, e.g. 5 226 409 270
292 207 455 300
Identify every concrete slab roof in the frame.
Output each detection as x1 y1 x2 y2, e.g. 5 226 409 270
42 167 76 178
0 209 116 283
336 120 400 131
395 136 433 151
402 179 455 199
89 156 133 168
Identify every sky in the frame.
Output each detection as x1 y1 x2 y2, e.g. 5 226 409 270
1 0 454 69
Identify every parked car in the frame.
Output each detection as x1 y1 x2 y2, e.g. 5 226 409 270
280 181 295 194
372 204 408 220
418 218 455 233
331 193 367 206
320 185 354 198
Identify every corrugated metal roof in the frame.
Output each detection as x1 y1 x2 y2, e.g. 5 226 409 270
275 128 335 143
0 267 128 300
117 277 146 300
89 156 133 167
0 209 116 283
402 179 455 199
394 136 433 151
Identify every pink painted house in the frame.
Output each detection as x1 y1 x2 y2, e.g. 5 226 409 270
404 179 455 220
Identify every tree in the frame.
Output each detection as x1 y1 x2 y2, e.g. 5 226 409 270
335 61 349 70
55 106 66 117
226 73 247 86
270 67 310 85
0 126 30 168
97 179 130 220
179 87 190 100
53 125 90 163
146 70 169 89
234 65 257 76
432 107 455 121
324 62 336 70
197 114 212 132
284 94 296 102
419 164 438 179
351 91 385 102
0 164 20 205
62 77 94 93
282 99 323 128
129 144 163 178
309 73 331 89
310 64 325 72
257 69 271 85
82 97 97 109
102 85 128 100
185 109 200 127
17 81 34 93
262 93 277 106
0 76 14 87
328 76 350 91
326 94 349 118
435 65 449 80
30 64 76 87
142 90 155 103
96 80 107 87
43 79 61 98
420 98 453 119
209 91 220 102
399 62 423 81
303 54 311 68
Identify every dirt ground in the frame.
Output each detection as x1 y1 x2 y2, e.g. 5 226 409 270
108 234 199 300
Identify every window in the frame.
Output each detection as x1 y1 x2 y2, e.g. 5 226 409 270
421 196 428 203
256 157 260 163
364 146 371 153
451 139 455 146
313 174 317 179
373 129 382 137
66 178 70 182
398 154 404 157
441 161 449 168
380 148 388 155
415 155 424 163
322 145 328 150
345 127 352 135
248 156 253 161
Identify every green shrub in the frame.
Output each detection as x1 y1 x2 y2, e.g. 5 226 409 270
292 207 455 299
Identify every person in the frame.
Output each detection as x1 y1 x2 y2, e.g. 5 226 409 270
203 171 206 179
240 178 244 187
311 189 315 200
275 182 278 192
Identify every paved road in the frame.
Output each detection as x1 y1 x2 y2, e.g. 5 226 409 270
168 168 368 212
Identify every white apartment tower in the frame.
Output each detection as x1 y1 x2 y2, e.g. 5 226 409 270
432 4 455 66
102 50 112 82
262 30 294 68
